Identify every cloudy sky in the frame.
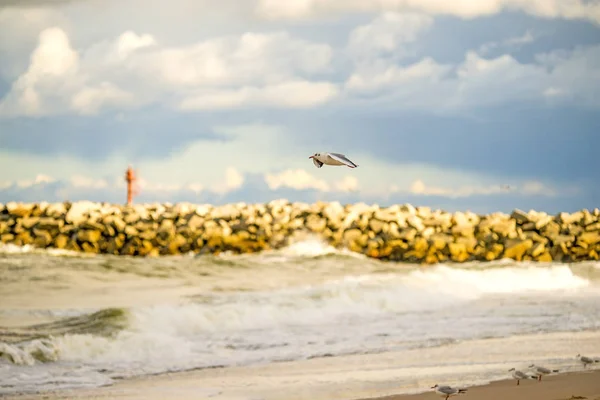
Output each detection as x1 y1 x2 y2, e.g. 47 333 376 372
0 0 598 213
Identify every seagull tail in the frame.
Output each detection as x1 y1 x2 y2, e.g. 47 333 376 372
552 369 559 373
459 389 468 394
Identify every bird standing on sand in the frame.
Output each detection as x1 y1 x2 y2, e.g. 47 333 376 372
430 384 467 400
576 354 598 368
309 152 359 169
508 368 535 385
528 364 559 381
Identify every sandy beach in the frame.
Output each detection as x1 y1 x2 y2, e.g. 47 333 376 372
5 368 600 400
3 331 600 400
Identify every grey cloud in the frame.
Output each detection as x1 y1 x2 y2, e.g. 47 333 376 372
0 172 594 215
0 0 76 7
282 104 598 184
0 112 228 161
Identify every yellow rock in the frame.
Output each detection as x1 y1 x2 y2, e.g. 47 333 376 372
424 253 438 264
530 242 545 258
81 242 98 253
378 246 393 257
16 231 33 245
367 248 380 258
429 236 448 251
456 236 478 252
53 234 69 249
388 240 409 250
414 237 428 252
579 231 600 245
535 252 553 262
448 242 469 262
503 239 533 261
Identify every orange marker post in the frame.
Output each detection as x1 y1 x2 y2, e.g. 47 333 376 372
125 165 137 206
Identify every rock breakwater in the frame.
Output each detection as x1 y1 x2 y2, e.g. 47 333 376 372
1 200 599 263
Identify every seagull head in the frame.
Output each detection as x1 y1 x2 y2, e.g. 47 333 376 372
309 153 320 159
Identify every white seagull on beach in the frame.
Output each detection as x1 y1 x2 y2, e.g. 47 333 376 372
508 368 536 385
576 354 598 368
308 152 359 169
430 384 467 400
528 364 559 381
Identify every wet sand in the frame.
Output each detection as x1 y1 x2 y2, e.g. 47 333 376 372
4 364 599 400
370 370 600 400
5 370 600 400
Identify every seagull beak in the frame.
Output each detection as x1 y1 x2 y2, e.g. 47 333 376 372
308 156 314 159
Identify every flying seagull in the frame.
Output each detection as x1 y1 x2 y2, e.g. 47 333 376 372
430 384 467 400
309 152 359 169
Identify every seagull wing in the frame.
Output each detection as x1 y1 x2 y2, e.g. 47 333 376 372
439 387 457 395
328 152 358 168
515 371 529 379
312 158 323 168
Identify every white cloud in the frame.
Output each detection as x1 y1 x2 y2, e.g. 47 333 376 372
343 44 600 111
543 87 564 98
69 175 108 189
0 7 68 77
0 172 581 209
179 80 338 110
334 176 359 192
404 179 559 198
345 57 452 95
15 174 56 188
264 169 330 192
2 10 599 117
137 31 332 88
113 30 156 58
0 27 138 116
479 30 536 55
70 82 134 115
0 27 336 116
212 167 245 195
347 12 433 60
519 181 559 197
255 0 600 24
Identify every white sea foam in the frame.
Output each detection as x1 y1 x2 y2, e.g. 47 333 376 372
22 265 598 369
0 243 89 257
1 243 600 396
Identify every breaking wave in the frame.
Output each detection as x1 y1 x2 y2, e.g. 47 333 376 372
1 238 600 395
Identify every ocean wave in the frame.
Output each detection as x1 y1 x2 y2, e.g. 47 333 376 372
0 308 127 367
1 261 599 396
2 264 594 365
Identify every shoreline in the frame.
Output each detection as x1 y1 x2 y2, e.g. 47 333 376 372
4 368 600 400
3 330 600 400
361 370 600 400
1 200 599 263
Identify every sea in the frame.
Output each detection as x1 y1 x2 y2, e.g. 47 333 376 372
1 238 600 399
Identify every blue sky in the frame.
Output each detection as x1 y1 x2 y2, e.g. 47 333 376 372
0 0 599 213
